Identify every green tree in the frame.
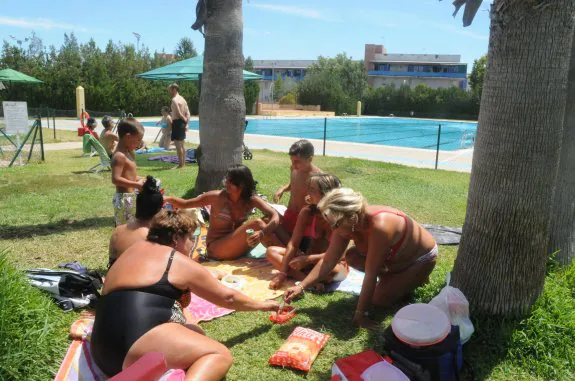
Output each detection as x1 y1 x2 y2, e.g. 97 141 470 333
244 56 260 114
298 53 367 114
273 76 283 102
469 54 487 99
174 37 198 60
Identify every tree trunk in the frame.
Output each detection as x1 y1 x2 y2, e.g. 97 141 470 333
195 0 245 193
452 0 575 316
548 26 575 265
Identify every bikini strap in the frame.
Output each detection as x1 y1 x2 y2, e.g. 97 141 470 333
164 249 176 274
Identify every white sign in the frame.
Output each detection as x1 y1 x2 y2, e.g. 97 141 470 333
2 101 29 133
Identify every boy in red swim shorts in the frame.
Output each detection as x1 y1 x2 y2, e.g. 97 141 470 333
273 139 322 245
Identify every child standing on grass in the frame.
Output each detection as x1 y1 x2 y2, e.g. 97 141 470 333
111 118 146 226
99 115 119 158
156 106 172 149
273 139 322 245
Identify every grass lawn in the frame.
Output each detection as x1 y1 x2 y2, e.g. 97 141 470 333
0 127 81 146
0 147 572 380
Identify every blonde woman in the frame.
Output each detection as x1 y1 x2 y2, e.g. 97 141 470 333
284 188 437 328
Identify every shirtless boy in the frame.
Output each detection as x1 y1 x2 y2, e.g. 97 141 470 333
273 139 322 245
168 83 190 169
111 118 145 226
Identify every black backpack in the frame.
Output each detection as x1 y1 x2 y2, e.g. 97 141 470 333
25 268 102 311
384 325 463 381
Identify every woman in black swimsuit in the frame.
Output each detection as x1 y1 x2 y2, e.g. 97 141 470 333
91 209 279 380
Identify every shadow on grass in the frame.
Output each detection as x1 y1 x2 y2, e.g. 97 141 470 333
0 216 114 239
456 316 520 381
220 323 274 348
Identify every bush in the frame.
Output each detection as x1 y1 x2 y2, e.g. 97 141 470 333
279 92 296 105
0 252 74 380
362 84 480 120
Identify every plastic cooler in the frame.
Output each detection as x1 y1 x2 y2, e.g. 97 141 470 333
391 303 451 347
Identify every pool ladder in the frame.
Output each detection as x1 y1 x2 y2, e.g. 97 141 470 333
460 131 475 149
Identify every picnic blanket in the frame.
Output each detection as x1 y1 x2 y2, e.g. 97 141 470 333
186 293 234 322
55 313 185 381
202 258 295 301
327 267 365 296
136 147 168 154
148 149 197 164
422 224 462 245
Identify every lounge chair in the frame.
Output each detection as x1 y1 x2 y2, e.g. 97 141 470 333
82 133 97 157
84 134 111 173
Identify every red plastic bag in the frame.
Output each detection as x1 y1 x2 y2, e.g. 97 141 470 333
269 327 330 372
269 305 296 324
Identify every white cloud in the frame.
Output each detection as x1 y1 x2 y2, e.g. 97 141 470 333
437 24 488 40
248 3 336 21
0 16 89 32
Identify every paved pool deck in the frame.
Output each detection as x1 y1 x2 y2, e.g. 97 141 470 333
50 117 474 173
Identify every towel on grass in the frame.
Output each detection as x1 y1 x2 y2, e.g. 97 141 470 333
327 267 365 296
185 293 234 322
202 258 295 301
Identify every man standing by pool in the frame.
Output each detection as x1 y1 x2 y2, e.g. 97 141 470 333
168 83 190 169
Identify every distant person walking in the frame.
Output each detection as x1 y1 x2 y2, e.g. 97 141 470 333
168 83 190 169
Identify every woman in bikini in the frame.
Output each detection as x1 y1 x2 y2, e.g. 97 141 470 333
267 173 349 290
91 209 279 379
164 164 280 260
284 187 437 328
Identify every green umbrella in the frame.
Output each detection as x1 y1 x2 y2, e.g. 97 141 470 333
136 55 262 81
0 68 43 84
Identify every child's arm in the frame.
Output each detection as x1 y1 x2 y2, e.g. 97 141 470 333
164 191 219 209
111 154 144 190
273 183 290 203
278 208 311 274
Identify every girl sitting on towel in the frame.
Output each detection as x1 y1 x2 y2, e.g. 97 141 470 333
108 176 164 267
267 173 349 290
164 164 280 260
284 188 437 329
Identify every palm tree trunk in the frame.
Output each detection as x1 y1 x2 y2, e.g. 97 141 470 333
451 0 575 316
549 26 575 265
195 0 245 193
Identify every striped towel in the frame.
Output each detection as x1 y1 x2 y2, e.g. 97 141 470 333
55 315 185 381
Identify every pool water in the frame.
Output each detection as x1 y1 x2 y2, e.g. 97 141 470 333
142 117 477 151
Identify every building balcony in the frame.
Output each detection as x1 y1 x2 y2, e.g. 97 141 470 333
259 74 306 81
367 70 467 79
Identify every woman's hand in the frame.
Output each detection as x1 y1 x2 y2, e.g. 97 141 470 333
284 284 304 303
269 273 287 289
352 312 380 330
258 300 280 312
247 230 263 247
289 256 309 271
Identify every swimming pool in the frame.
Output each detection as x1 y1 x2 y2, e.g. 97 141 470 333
143 117 477 151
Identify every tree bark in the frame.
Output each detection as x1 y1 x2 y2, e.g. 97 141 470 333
549 25 575 265
195 0 245 193
452 0 575 316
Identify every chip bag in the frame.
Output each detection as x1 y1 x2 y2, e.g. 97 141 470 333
269 327 330 371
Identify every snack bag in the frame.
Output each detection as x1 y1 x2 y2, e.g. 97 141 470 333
269 327 330 371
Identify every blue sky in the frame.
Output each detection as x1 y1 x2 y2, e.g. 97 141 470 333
0 0 491 70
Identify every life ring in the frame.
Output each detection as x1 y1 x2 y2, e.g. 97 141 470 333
80 111 90 127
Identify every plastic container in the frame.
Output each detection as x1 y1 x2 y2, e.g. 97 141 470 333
221 275 246 290
391 303 450 348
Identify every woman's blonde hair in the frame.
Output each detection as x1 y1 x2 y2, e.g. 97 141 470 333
147 209 198 246
309 173 342 197
317 188 366 227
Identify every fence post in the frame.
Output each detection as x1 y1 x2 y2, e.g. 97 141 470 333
52 109 56 140
435 124 442 170
38 117 45 161
323 117 327 156
45 107 50 130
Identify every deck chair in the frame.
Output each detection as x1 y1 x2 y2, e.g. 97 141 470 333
85 134 111 173
82 133 97 157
